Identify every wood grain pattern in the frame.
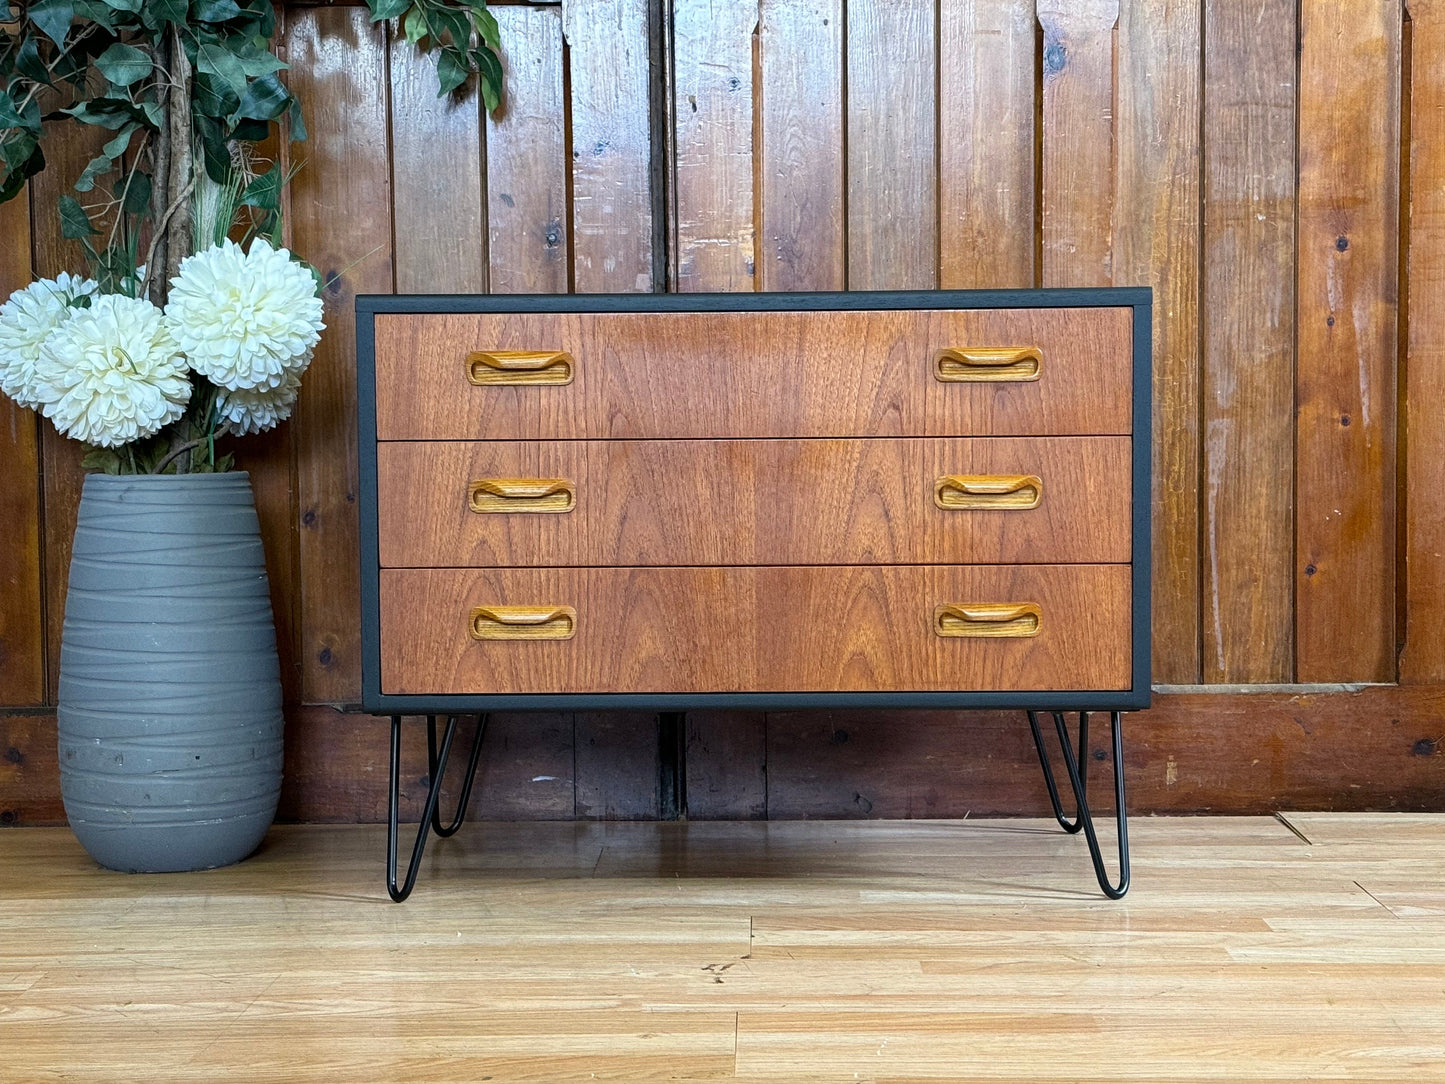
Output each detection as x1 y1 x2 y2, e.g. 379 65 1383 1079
376 437 1132 567
5 817 1445 1079
575 712 663 819
767 685 1445 819
938 0 1036 289
486 5 567 294
0 713 63 824
846 0 937 289
373 307 1134 440
1295 0 1402 683
0 0 1434 818
9 684 1445 825
1199 0 1296 683
1037 0 1119 288
378 564 1132 694
388 38 486 294
757 0 845 291
1402 0 1445 681
29 119 98 704
1116 0 1201 684
235 437 300 705
563 0 655 293
0 191 44 707
282 708 577 823
672 0 757 291
234 117 300 704
684 711 769 818
285 6 394 703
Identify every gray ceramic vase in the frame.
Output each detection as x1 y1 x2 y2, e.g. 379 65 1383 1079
57 472 284 873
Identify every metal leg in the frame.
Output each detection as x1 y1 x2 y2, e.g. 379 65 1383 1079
428 714 488 838
1027 709 1130 899
1027 710 1086 833
387 714 464 902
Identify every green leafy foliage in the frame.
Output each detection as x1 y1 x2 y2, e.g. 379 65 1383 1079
2 0 506 239
1 0 311 279
367 1 504 110
0 0 505 470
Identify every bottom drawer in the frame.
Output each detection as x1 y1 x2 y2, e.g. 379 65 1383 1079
379 565 1131 695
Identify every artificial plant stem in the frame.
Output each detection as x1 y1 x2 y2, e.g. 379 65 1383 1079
147 36 172 308
153 438 203 475
160 23 193 299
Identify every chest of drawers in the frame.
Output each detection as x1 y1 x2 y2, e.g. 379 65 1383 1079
357 289 1150 901
358 289 1150 713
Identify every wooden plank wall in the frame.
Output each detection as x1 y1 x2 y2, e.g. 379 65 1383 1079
3 0 1444 826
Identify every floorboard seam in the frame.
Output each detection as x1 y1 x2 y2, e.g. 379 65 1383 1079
1352 879 1403 918
1274 811 1314 845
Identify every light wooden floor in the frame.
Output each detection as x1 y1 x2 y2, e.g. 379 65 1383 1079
1 815 1443 1082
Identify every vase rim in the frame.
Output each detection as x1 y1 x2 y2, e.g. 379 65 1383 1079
82 470 252 482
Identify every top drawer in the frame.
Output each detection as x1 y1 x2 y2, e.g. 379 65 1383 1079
372 307 1133 440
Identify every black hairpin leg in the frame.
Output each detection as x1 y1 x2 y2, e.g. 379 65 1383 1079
427 713 488 837
387 714 488 902
1026 709 1130 899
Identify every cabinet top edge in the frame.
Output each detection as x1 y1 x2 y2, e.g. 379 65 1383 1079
356 288 1154 316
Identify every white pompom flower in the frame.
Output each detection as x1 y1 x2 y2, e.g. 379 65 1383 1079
0 273 99 409
215 360 305 435
34 294 192 448
165 238 323 392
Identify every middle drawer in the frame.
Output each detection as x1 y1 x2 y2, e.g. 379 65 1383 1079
377 437 1130 567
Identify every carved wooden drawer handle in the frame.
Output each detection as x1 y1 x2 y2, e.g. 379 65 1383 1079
934 474 1042 510
934 346 1042 382
934 602 1041 638
466 350 574 386
469 605 577 640
468 478 576 514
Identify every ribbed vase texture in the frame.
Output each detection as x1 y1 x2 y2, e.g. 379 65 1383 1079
58 472 283 873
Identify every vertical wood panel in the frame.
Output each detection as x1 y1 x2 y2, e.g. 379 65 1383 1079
757 0 845 291
1402 0 1445 681
1199 0 1296 683
846 0 937 289
1296 0 1402 683
486 6 591 794
238 426 299 704
0 714 63 824
564 0 656 293
285 7 394 703
672 0 758 291
938 0 1036 289
487 5 568 294
30 121 100 704
1037 0 1118 288
671 0 770 800
239 109 300 705
389 40 486 294
0 192 44 707
276 708 578 823
471 713 577 818
575 712 662 819
685 712 768 819
1117 0 1202 683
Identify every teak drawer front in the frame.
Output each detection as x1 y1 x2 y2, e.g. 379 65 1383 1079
378 565 1131 694
373 308 1132 440
376 437 1131 567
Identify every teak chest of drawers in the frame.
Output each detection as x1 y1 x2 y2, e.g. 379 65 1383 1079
357 289 1152 900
